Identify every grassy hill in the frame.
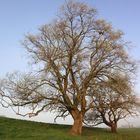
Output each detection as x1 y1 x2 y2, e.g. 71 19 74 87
0 117 140 140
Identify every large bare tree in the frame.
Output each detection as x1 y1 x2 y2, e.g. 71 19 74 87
85 74 140 133
0 0 136 135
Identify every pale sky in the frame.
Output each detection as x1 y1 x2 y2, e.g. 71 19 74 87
0 0 140 127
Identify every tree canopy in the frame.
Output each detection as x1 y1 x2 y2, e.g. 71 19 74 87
85 74 140 133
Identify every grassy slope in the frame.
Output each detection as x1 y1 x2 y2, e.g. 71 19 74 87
0 117 140 140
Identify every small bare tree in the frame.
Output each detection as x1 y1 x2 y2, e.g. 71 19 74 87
85 74 140 133
0 0 136 135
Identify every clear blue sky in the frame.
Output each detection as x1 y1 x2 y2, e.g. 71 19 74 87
0 0 140 126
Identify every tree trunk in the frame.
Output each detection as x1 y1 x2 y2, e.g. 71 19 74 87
111 123 117 133
70 112 83 135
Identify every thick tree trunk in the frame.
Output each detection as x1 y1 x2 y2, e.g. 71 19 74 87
70 112 83 135
111 123 117 133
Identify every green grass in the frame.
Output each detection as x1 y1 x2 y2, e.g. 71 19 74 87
0 116 140 140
